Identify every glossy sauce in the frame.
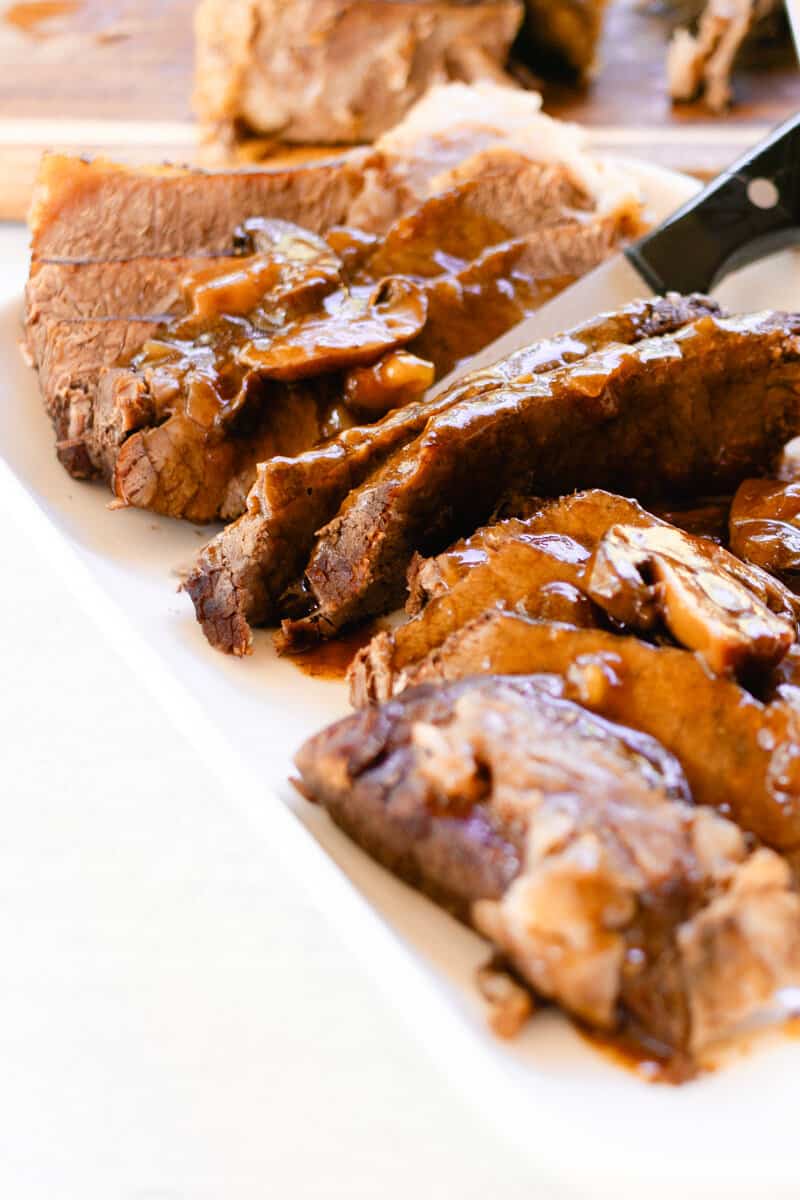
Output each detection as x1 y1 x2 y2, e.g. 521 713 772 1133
652 497 731 543
134 221 350 427
132 225 429 430
125 181 599 439
577 1025 698 1086
730 478 800 572
286 621 383 680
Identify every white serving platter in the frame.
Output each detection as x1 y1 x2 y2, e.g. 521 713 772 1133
3 162 800 1199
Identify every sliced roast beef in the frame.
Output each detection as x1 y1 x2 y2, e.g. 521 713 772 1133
401 612 800 852
351 487 800 704
35 317 161 478
26 85 643 498
32 83 639 263
404 488 650 610
351 490 656 704
25 257 243 439
81 219 433 517
93 206 626 520
28 153 363 262
195 0 524 147
25 257 242 326
103 379 348 525
285 312 800 646
185 295 719 653
295 673 800 1057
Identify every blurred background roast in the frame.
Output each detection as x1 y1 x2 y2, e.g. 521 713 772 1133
0 0 797 218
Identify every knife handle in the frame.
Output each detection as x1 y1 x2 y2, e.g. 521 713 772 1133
626 110 800 295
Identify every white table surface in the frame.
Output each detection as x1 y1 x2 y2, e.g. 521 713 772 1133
0 220 545 1197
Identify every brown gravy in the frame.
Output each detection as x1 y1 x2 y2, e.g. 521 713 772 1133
286 621 383 680
577 1025 699 1085
581 1015 800 1082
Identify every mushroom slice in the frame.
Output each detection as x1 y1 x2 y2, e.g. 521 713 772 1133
587 523 798 675
729 478 800 575
184 218 344 322
238 276 428 381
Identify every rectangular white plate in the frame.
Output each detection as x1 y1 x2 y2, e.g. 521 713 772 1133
4 163 800 1199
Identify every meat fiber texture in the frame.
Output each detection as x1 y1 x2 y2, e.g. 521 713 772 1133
184 295 721 655
193 0 524 149
280 311 800 646
24 82 641 500
295 674 800 1060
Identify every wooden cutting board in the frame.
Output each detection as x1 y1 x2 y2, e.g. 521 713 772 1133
0 0 798 221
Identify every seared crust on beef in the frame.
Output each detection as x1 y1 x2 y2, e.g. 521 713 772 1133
295 675 688 918
295 674 800 1053
287 312 800 644
185 295 720 653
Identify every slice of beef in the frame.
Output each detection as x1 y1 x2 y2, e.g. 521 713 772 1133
35 317 161 479
729 477 800 575
295 674 800 1056
31 220 430 506
288 311 800 645
28 151 591 328
351 489 655 704
411 214 623 377
32 82 632 262
185 294 720 654
195 0 523 147
103 381 346 525
92 262 429 521
27 85 644 495
401 611 800 852
405 488 649 609
28 153 364 262
24 257 243 438
352 487 800 704
27 142 636 492
95 210 619 520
